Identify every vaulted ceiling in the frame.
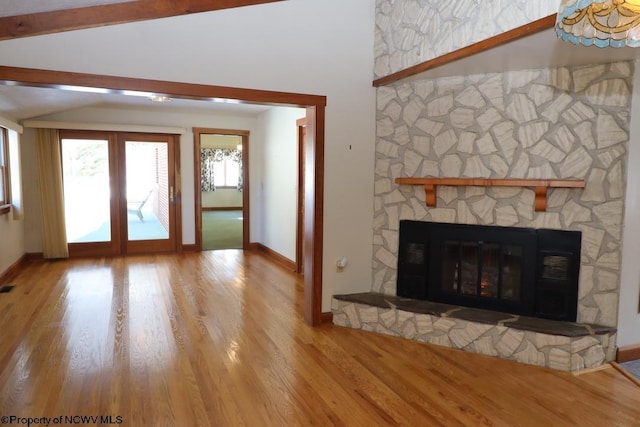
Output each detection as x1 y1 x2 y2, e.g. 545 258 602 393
2 3 640 123
0 1 285 121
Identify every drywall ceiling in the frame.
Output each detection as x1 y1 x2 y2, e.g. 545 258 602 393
0 84 273 122
3 18 640 121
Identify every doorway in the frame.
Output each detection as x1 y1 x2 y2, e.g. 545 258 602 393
194 128 249 251
200 134 244 250
60 130 180 257
0 66 326 325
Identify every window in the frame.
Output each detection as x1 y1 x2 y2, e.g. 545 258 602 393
0 127 10 210
213 157 240 188
201 147 242 191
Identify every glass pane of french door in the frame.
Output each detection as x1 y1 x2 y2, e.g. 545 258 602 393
125 140 170 241
61 138 111 243
122 134 176 254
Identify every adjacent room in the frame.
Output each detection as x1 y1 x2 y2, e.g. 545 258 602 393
200 134 244 251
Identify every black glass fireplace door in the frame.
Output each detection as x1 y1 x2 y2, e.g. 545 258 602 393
440 241 522 301
427 224 537 316
397 221 581 321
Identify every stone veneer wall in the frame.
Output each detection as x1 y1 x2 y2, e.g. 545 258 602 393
373 62 633 328
375 0 558 78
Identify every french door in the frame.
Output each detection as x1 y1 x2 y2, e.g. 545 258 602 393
60 130 179 256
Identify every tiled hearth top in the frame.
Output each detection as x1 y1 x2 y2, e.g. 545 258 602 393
333 293 616 337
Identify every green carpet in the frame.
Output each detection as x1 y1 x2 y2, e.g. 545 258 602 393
202 210 243 250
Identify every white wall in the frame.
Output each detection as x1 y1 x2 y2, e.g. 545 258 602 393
0 0 377 312
0 123 24 275
20 128 41 253
20 106 259 251
0 211 23 274
255 107 305 261
618 60 640 347
202 189 242 208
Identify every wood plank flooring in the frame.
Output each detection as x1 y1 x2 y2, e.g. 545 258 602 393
0 251 638 426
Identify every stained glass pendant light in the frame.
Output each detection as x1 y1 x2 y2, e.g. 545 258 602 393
556 0 640 47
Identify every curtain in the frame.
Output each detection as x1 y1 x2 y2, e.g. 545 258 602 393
201 148 216 192
237 158 243 192
231 149 243 192
35 128 69 259
200 148 243 192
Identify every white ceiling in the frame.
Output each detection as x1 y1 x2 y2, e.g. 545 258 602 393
2 25 640 122
0 84 274 122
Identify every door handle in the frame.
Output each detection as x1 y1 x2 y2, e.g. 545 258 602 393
170 186 175 203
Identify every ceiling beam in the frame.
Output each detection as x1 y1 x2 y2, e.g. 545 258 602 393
0 65 326 108
0 0 284 41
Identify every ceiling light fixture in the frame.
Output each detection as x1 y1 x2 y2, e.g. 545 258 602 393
148 95 172 103
556 0 640 47
121 90 154 98
210 97 241 104
57 85 110 94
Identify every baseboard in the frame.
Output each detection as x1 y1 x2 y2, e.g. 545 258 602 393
252 243 295 271
25 252 44 261
321 312 334 324
182 244 198 252
572 363 611 376
203 206 243 211
617 344 640 362
0 254 27 285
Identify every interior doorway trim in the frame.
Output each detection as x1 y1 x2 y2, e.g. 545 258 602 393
0 65 326 326
194 128 250 251
296 117 306 275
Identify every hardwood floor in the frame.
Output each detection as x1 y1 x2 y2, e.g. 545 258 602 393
0 251 638 426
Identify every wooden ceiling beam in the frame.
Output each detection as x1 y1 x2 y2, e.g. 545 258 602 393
0 0 283 41
0 65 326 108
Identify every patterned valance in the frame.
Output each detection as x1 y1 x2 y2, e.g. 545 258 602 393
201 148 243 192
202 148 242 163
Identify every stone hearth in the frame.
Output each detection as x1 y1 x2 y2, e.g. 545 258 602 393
332 293 617 372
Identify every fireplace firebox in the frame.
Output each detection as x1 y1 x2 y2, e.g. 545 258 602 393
397 221 581 321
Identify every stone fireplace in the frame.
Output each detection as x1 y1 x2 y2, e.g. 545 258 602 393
332 61 631 372
332 219 615 372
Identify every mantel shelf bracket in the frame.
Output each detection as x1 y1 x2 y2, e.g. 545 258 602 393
395 178 586 212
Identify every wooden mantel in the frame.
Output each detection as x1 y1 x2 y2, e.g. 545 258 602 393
395 177 586 212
